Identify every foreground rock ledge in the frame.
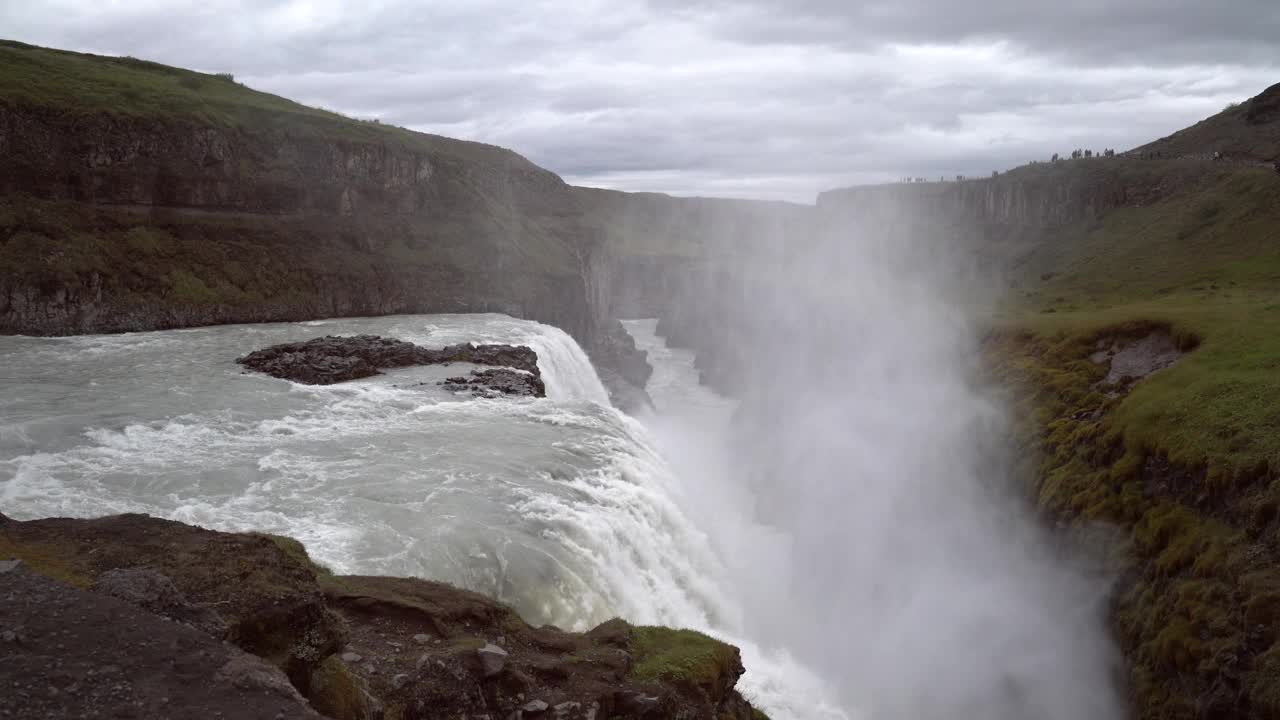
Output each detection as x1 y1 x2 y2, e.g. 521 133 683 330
0 513 767 720
236 335 546 397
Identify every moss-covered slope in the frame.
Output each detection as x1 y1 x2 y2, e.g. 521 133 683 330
978 96 1280 717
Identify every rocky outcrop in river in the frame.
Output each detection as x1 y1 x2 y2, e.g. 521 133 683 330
0 513 765 720
236 335 546 396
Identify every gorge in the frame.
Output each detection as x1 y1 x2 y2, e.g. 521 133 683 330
3 39 1280 720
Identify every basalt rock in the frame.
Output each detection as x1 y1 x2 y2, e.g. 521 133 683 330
0 566 322 720
440 368 546 398
0 514 766 720
235 334 542 389
0 514 345 696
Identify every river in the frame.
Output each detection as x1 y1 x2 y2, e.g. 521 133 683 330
0 312 848 720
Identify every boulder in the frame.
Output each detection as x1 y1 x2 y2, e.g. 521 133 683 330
478 642 510 677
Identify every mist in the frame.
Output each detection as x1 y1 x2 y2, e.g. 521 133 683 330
637 194 1125 719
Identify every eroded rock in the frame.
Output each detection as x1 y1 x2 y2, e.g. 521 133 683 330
2 515 766 720
0 567 320 719
236 335 541 388
441 368 546 398
1090 330 1187 386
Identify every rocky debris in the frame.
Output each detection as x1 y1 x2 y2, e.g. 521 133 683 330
1 514 766 720
440 368 546 398
554 700 582 718
0 558 21 573
0 566 320 719
236 335 541 387
1090 330 1187 386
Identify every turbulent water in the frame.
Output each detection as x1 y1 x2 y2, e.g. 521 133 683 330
0 312 847 719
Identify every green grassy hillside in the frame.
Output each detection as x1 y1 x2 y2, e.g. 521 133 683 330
1136 82 1280 162
1001 161 1280 477
989 147 1280 717
0 39 514 163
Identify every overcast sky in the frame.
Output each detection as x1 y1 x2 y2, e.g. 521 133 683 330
4 1 1278 201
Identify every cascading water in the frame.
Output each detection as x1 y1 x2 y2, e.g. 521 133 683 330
0 311 844 719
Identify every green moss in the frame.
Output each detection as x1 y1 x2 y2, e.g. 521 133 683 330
986 320 1265 720
0 536 91 588
0 38 540 179
996 165 1280 479
629 626 739 689
167 269 222 304
124 226 175 255
308 655 374 720
254 533 334 577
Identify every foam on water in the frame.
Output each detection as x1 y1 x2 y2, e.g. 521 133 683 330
0 313 847 720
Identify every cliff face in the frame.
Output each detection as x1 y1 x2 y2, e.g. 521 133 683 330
818 169 1127 228
573 185 810 392
0 102 568 218
0 101 596 339
0 41 625 380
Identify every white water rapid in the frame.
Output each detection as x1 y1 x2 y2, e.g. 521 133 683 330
0 312 845 719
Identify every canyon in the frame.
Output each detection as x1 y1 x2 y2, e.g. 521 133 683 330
4 38 1280 720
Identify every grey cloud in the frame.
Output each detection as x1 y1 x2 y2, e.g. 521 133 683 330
657 0 1280 67
1 1 1277 201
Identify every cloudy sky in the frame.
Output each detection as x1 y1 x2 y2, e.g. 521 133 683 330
4 1 1278 201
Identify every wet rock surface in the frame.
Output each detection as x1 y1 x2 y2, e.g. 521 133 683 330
440 368 546 398
0 514 765 720
236 335 543 395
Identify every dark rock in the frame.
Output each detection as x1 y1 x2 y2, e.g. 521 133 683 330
0 514 346 688
585 617 631 647
596 367 654 415
588 318 653 392
237 335 541 387
440 368 546 398
94 566 228 636
528 656 570 680
0 568 320 719
4 515 768 720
